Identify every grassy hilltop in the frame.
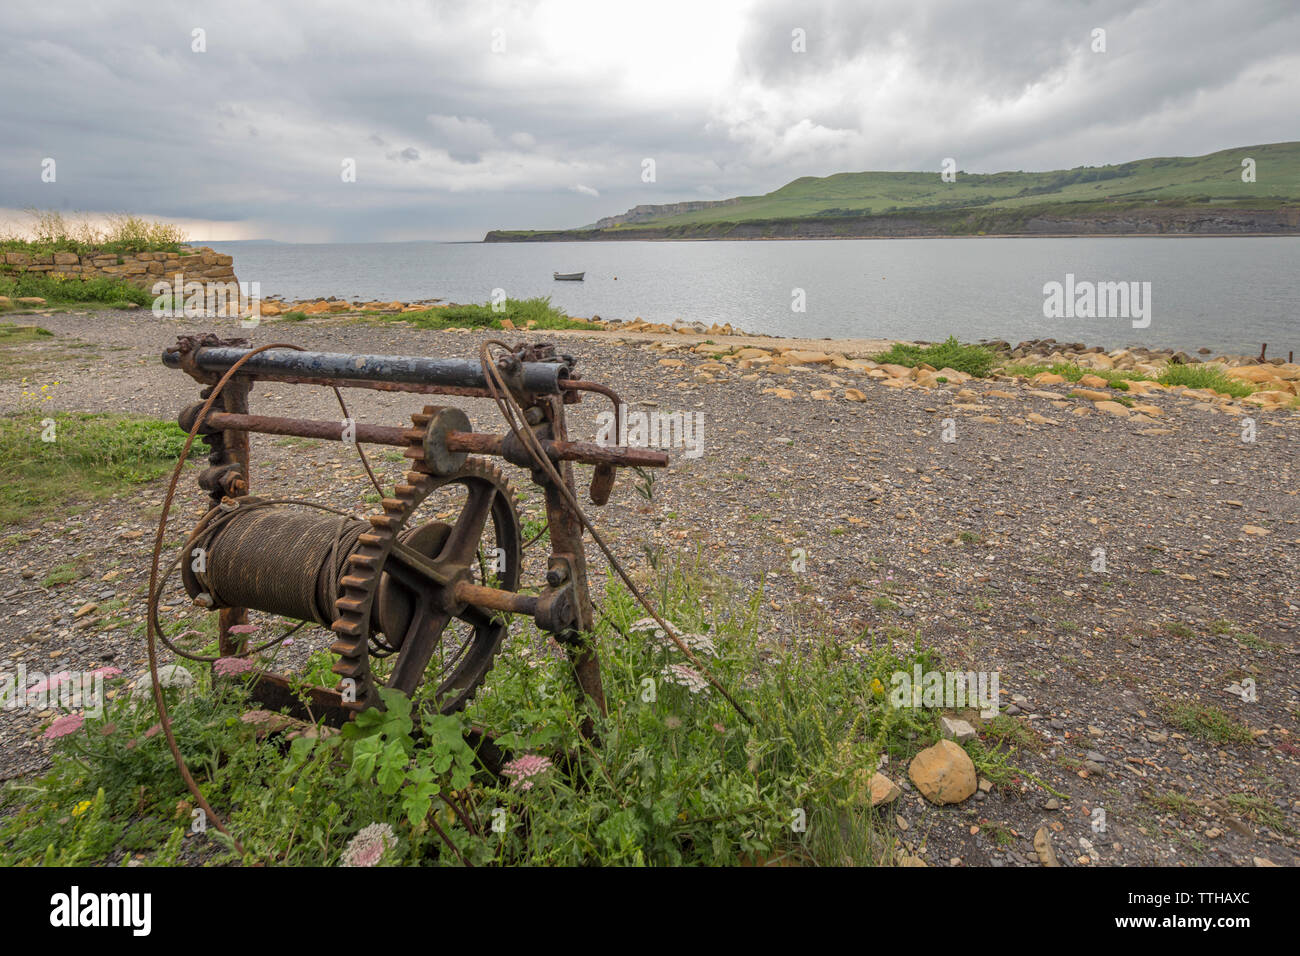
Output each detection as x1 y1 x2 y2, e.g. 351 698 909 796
486 142 1300 240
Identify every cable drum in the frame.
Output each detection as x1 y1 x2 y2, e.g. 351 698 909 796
185 505 369 627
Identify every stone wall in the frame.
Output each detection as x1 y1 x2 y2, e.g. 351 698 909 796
1 245 239 293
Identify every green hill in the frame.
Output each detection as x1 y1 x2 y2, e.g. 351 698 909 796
485 142 1300 241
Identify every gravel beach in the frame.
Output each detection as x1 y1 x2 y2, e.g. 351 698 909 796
1 308 1296 867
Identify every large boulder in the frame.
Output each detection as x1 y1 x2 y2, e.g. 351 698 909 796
1226 365 1280 384
908 739 977 805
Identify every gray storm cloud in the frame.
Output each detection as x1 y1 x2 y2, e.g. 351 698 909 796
1 0 1296 240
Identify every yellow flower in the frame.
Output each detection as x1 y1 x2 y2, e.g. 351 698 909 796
870 678 884 695
72 800 93 817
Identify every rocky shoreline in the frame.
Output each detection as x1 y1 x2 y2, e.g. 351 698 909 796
224 294 1295 371
259 297 1300 409
7 288 1297 407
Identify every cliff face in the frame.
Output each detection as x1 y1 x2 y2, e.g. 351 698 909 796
1019 208 1300 235
486 205 1300 241
591 197 747 228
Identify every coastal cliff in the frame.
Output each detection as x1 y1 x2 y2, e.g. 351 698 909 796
486 203 1300 241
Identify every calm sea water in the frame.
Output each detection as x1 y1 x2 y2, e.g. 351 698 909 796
205 238 1300 354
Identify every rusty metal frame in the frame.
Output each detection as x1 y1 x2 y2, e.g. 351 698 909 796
164 334 666 745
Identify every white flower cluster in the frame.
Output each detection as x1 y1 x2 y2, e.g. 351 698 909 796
339 822 397 867
628 617 716 656
660 663 709 694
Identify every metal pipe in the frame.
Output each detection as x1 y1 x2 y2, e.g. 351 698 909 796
193 410 411 446
453 582 539 616
163 345 568 394
446 431 669 468
195 410 671 468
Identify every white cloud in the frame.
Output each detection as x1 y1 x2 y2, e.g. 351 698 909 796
0 0 1294 240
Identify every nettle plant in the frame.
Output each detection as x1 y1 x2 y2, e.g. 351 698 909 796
2 566 942 867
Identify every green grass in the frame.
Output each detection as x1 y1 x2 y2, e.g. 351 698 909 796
1158 701 1254 746
1231 632 1272 653
1157 363 1256 398
0 323 53 344
0 273 152 307
1225 793 1294 835
0 559 957 867
0 210 186 255
1209 621 1275 653
0 412 191 526
1003 361 1152 385
980 714 1042 753
588 142 1300 228
1142 789 1200 818
871 336 996 378
0 325 102 384
41 559 86 588
386 296 592 332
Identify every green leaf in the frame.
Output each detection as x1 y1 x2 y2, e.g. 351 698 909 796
350 736 381 782
401 765 440 827
376 737 409 795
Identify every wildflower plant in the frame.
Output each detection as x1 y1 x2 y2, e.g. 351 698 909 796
339 822 399 867
1 559 946 867
18 378 59 409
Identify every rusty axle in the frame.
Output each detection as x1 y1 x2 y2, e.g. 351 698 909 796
186 409 669 468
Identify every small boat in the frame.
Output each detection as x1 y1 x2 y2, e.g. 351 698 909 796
553 271 585 281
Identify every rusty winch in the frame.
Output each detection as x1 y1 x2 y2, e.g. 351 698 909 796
151 334 670 736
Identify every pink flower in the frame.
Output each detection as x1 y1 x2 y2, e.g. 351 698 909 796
227 624 259 635
213 657 256 676
86 666 123 679
340 823 396 867
661 663 709 694
501 754 553 791
26 671 73 695
44 712 85 739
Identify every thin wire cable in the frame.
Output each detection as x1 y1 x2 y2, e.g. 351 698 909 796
331 386 384 496
477 341 753 724
147 343 310 855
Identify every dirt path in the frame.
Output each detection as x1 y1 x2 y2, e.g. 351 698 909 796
1 309 1296 867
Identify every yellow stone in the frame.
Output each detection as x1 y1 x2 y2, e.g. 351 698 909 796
1094 401 1130 417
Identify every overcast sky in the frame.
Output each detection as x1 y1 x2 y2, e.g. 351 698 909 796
2 0 1297 242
